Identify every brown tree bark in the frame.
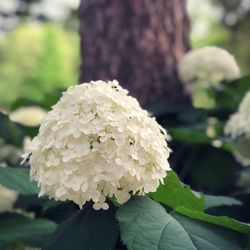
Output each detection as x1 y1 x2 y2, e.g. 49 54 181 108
79 0 190 105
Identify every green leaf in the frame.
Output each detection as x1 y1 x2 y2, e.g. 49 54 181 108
146 101 187 117
169 127 211 144
0 112 23 146
0 167 39 195
187 145 240 190
172 213 246 250
150 170 205 211
43 201 79 224
205 195 242 209
0 213 57 249
117 196 246 250
176 206 250 235
43 203 119 250
116 196 196 250
213 75 250 111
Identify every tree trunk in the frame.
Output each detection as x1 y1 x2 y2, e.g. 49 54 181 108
79 0 190 105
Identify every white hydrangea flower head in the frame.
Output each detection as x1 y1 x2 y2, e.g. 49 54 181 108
225 91 250 166
225 91 250 138
178 46 240 87
28 80 171 209
9 106 47 127
0 184 18 212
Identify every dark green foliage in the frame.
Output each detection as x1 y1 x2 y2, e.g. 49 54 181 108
43 203 119 250
0 167 38 195
116 196 196 250
0 213 57 249
176 206 250 234
186 145 240 190
0 112 23 147
172 213 246 250
213 75 250 111
150 170 205 211
204 194 242 209
116 197 248 250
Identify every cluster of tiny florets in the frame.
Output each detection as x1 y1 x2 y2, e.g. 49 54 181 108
28 80 171 209
225 91 250 166
178 46 240 87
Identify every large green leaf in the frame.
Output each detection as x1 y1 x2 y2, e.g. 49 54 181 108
117 196 246 250
205 194 242 209
150 170 205 211
176 206 250 235
0 167 39 194
172 213 246 250
205 193 250 223
169 127 212 144
0 213 57 249
43 201 79 224
116 196 196 250
43 203 119 250
190 191 243 210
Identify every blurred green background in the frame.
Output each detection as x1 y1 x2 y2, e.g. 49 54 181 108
0 0 249 109
0 0 80 109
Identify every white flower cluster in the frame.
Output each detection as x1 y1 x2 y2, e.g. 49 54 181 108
0 184 18 212
225 92 250 138
225 91 250 166
178 46 240 87
28 80 171 209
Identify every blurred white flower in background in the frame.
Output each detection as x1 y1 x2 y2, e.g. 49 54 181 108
28 80 171 210
0 184 18 212
237 168 250 192
225 91 250 138
225 91 250 166
178 46 240 87
9 106 47 127
0 0 19 13
30 0 80 21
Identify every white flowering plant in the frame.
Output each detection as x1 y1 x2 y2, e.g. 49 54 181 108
26 80 171 210
0 80 250 250
177 46 244 109
225 91 250 166
178 46 240 88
